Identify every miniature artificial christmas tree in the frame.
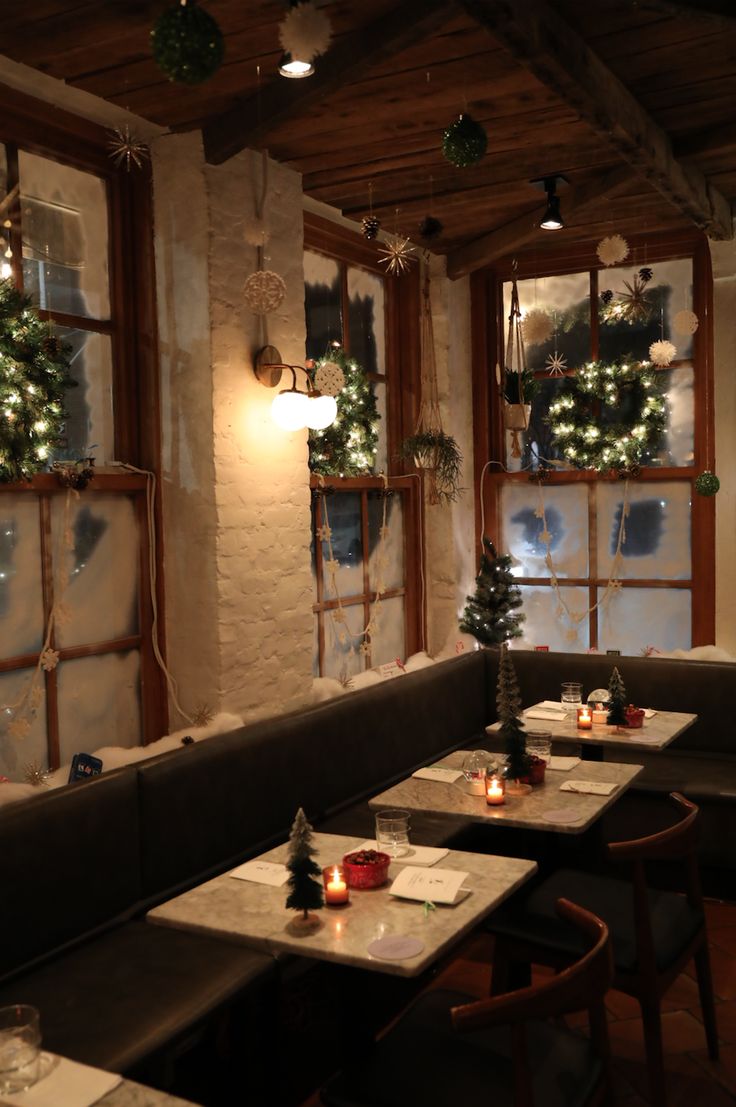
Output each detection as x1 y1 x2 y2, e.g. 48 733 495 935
607 666 628 729
285 807 324 924
460 538 525 646
496 643 530 789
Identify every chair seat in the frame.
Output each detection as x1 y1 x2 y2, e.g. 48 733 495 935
321 988 602 1107
0 921 275 1073
489 869 703 973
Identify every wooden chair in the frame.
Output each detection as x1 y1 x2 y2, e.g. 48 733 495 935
320 899 613 1107
488 793 718 1107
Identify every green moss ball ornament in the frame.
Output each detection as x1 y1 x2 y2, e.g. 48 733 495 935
695 470 720 497
151 0 224 85
442 113 487 168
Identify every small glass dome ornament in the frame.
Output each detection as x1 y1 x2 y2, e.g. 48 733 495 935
587 688 610 707
462 750 494 795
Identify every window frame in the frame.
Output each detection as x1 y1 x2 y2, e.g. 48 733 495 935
470 229 715 649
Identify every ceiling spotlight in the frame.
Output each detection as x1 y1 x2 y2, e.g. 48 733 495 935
531 174 568 232
278 52 314 78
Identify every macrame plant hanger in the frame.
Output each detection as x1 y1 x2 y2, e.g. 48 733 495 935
411 263 444 505
503 275 530 459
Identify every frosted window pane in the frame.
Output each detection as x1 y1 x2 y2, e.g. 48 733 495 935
502 483 588 579
19 150 110 320
52 494 140 648
598 259 693 363
322 605 365 680
0 668 47 780
57 650 141 764
0 497 44 659
53 327 114 464
505 376 569 471
370 595 405 667
597 482 690 580
503 272 591 372
597 587 691 654
368 491 403 592
321 491 363 596
644 364 694 468
347 266 386 376
304 250 342 359
516 586 590 652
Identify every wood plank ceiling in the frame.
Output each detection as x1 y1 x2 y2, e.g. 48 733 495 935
5 0 736 274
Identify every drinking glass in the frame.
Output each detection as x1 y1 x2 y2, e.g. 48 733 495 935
375 809 410 858
526 731 552 764
561 682 583 716
0 1005 41 1093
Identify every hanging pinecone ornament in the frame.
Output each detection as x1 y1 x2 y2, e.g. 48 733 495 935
151 0 224 85
695 471 720 497
638 267 654 284
649 339 677 367
596 234 629 267
600 289 614 305
522 309 553 346
673 309 699 336
361 215 380 240
419 215 443 242
442 114 487 168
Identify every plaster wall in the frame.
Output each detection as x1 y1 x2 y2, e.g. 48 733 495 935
710 239 736 654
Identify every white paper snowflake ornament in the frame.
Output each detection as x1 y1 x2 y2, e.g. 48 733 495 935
673 309 699 336
596 234 629 267
243 270 286 314
314 360 345 397
278 1 332 63
649 339 677 367
521 309 553 346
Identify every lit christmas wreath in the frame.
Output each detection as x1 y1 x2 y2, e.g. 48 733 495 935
0 280 75 482
548 359 665 472
308 349 379 476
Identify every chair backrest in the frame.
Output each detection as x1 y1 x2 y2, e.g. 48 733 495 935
452 899 612 1107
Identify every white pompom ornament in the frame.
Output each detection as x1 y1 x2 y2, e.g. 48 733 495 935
521 309 553 346
596 234 629 267
649 339 677 367
314 360 345 397
673 309 699 336
243 270 286 314
279 1 332 63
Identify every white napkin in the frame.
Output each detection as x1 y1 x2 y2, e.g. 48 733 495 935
547 755 581 771
559 780 617 796
644 709 657 718
524 707 567 721
2 1054 121 1107
229 860 289 886
358 840 449 867
412 766 462 784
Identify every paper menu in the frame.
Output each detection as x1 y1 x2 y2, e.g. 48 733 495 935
389 865 469 905
524 707 567 721
2 1054 121 1107
559 780 616 796
412 766 463 784
230 860 290 886
547 756 581 771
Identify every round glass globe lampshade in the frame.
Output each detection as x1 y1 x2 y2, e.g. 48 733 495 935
305 392 338 430
271 388 309 431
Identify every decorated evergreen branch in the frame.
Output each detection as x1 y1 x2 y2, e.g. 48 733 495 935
496 644 529 781
285 807 324 920
607 667 628 728
460 538 525 645
547 358 665 472
401 429 463 503
0 279 75 483
308 349 379 477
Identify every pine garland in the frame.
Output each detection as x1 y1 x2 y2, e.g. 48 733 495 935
0 280 75 482
308 350 379 476
460 538 525 645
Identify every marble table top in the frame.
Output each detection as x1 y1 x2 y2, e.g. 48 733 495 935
485 707 697 752
147 833 536 979
369 753 643 834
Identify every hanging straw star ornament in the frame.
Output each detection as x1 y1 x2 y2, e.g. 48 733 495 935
545 350 567 376
191 704 214 727
24 759 49 785
378 235 415 275
604 274 653 325
107 125 149 171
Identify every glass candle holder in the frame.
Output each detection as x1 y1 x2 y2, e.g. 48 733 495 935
323 864 349 906
591 703 608 725
485 774 506 806
577 705 593 730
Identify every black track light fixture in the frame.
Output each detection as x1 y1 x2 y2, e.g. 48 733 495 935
530 175 568 231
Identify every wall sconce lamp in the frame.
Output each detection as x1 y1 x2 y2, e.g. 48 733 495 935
530 174 568 231
255 346 337 431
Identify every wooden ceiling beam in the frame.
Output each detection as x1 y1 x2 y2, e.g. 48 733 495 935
634 1 736 30
446 165 631 279
202 0 454 165
458 0 733 240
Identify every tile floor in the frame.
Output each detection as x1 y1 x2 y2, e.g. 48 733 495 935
302 898 736 1106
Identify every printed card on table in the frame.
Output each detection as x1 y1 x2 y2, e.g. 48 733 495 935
559 780 617 796
389 865 469 905
230 860 290 886
412 765 462 784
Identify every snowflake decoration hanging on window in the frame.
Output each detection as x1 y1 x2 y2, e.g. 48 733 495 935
40 648 60 672
521 309 553 346
378 235 415 275
545 350 567 375
596 234 629 267
673 309 699 336
649 339 677 367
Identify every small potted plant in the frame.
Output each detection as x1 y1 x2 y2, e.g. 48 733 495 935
502 366 538 430
401 429 463 504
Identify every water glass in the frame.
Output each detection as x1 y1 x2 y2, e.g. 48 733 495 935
375 809 410 858
526 731 552 764
561 681 583 716
0 1005 41 1093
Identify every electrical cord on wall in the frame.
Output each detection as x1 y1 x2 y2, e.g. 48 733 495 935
403 472 426 653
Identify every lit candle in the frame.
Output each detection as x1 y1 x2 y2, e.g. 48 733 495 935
323 865 349 906
577 706 592 730
591 703 608 725
485 775 505 806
